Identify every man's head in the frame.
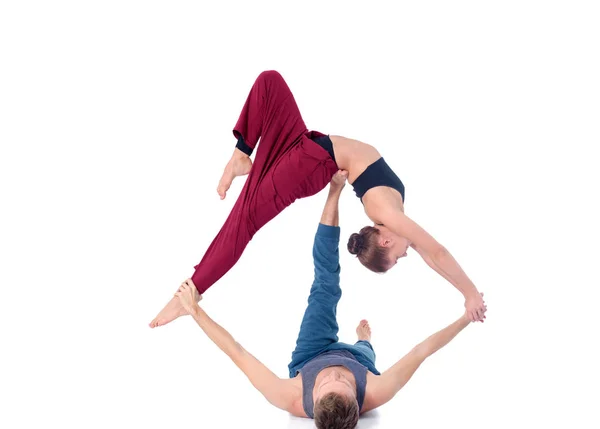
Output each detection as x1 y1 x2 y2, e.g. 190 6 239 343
347 225 410 272
313 369 359 429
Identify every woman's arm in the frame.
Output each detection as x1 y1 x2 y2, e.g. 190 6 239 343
364 312 472 411
374 205 485 321
175 281 298 412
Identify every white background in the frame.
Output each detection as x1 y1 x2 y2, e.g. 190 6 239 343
1 1 599 428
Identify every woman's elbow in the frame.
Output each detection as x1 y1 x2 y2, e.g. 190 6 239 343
228 341 246 361
430 245 449 262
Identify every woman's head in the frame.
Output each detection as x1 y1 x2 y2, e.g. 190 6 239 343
313 369 359 429
347 225 410 273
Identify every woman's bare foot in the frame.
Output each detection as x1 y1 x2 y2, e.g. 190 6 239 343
217 149 252 199
356 319 371 342
149 297 187 328
149 285 202 328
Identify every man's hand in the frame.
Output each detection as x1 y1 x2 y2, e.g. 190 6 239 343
174 279 202 314
464 292 487 322
330 169 348 191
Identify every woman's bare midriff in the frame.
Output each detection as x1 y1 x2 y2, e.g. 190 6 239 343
329 135 382 184
329 135 404 214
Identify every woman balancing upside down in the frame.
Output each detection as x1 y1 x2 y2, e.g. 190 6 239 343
149 70 487 328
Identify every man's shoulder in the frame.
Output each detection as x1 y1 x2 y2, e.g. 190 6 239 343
283 378 306 417
362 372 383 413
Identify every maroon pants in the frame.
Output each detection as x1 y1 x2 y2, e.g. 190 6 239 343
191 71 338 294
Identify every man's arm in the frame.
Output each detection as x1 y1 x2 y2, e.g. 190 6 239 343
320 170 347 227
188 305 298 411
364 312 473 411
174 280 297 412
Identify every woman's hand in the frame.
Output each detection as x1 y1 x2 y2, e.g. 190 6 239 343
174 279 202 314
465 292 487 322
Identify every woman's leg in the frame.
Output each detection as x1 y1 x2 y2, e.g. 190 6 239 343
217 70 308 200
191 70 332 294
233 70 307 160
150 71 336 327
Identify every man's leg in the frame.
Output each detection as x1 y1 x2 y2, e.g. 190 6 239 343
288 223 343 377
353 341 377 365
353 319 377 366
326 321 379 374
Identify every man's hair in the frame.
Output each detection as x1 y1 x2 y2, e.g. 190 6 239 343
314 392 359 429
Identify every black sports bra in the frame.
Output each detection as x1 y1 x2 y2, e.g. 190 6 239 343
352 157 405 202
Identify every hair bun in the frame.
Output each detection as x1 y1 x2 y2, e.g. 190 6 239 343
347 233 365 255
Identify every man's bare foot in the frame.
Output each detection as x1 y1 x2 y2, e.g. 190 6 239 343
217 150 252 200
356 319 371 342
